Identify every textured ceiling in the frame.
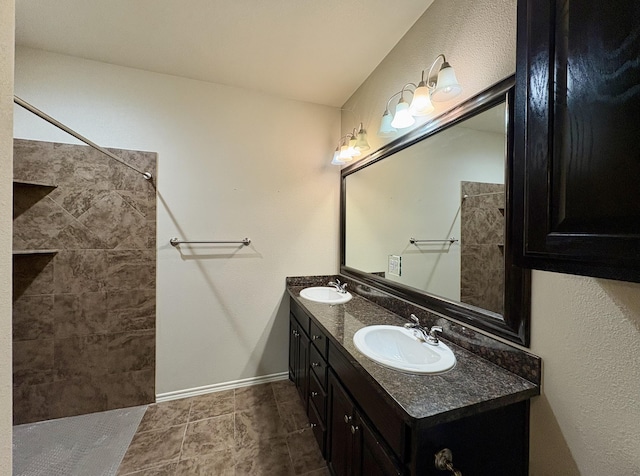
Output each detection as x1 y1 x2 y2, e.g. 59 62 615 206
15 0 433 107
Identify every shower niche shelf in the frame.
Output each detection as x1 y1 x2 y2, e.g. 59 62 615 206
13 178 60 256
13 179 58 189
12 249 59 256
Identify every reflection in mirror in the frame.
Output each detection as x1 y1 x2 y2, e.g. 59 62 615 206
341 76 530 346
345 103 506 314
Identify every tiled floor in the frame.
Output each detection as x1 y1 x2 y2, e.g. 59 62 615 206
117 380 329 475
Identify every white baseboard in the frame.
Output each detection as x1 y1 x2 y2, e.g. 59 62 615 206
155 371 290 403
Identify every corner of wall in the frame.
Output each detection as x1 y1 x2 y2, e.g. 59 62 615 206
0 0 15 469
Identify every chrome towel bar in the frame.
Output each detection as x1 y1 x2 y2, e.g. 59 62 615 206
409 237 458 245
170 237 251 247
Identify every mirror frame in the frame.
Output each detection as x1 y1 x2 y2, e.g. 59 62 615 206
340 75 531 346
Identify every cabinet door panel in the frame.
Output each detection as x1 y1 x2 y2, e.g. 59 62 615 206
355 414 403 476
288 315 297 378
297 331 309 408
515 0 640 282
328 372 354 476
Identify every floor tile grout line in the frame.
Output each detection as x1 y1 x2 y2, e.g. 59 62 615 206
176 400 192 463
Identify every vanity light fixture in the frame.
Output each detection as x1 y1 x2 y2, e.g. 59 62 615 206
331 134 357 165
354 122 370 152
379 108 397 137
330 145 343 165
378 54 462 137
331 123 370 166
430 54 462 102
390 89 415 129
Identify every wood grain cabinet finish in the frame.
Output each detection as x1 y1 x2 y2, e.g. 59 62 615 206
514 0 640 282
289 312 309 411
327 371 402 476
289 298 530 475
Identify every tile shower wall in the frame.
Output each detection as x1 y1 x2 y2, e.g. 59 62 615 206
12 139 157 425
460 181 505 315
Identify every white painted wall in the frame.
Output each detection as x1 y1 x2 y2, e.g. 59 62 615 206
14 47 340 394
0 0 14 471
342 0 640 474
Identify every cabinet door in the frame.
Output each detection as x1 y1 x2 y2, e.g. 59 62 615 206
327 371 354 476
354 413 403 476
514 0 640 282
288 315 297 379
297 329 309 407
289 314 309 410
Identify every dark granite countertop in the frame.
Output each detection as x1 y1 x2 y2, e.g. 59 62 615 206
287 284 539 427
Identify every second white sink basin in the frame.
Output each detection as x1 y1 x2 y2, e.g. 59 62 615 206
300 287 352 305
353 325 456 374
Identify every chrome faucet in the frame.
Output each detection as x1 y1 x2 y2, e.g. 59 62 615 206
404 314 443 345
328 278 348 294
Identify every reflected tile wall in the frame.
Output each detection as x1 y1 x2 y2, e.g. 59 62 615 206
460 181 505 315
12 139 157 424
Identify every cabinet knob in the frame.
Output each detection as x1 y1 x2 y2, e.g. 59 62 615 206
311 362 321 368
310 391 318 397
435 448 462 476
310 422 317 429
343 414 352 424
312 335 321 341
350 425 359 434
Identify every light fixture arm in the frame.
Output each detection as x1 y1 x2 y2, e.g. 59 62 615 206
338 133 354 145
385 83 418 111
425 54 448 89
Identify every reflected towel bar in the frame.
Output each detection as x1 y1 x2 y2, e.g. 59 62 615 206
462 192 502 201
14 96 153 180
410 237 458 245
170 237 251 247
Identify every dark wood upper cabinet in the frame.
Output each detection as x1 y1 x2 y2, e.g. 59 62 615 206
514 0 640 282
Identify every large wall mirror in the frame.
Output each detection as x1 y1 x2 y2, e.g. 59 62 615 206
340 76 531 346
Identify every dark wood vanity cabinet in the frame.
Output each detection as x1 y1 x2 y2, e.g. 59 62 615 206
289 311 309 409
289 297 531 475
514 0 640 282
328 371 402 476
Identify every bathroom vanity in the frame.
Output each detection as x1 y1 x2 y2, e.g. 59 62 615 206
287 278 540 476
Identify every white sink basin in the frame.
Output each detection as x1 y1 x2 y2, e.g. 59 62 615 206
353 325 456 374
300 287 352 305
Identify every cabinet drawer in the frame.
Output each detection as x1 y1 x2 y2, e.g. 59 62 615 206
309 320 328 358
308 372 327 422
309 343 327 389
308 398 326 456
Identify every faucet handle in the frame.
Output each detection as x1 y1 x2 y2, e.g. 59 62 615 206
426 326 443 345
405 314 422 329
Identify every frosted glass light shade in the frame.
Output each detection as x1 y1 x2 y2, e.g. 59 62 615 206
355 125 370 151
338 145 353 161
391 100 415 129
409 84 434 116
331 149 347 165
378 110 397 137
432 63 462 102
348 136 360 157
